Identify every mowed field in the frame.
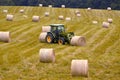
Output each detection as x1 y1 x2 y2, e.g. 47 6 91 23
0 6 120 80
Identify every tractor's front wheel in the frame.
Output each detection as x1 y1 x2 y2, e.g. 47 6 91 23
46 34 54 43
58 38 65 45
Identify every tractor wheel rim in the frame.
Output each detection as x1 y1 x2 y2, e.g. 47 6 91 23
47 36 51 43
59 40 63 45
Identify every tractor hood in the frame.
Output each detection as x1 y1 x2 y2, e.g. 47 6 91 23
60 32 74 42
60 32 74 36
60 32 74 39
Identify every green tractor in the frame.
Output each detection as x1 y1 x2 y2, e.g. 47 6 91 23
45 24 74 45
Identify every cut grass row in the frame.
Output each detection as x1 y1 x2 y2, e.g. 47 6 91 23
0 6 120 80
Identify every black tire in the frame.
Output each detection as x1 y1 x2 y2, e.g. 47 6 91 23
58 37 65 45
45 33 54 43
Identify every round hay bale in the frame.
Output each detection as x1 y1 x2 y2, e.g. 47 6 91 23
0 31 10 42
108 18 113 23
19 9 24 13
61 5 65 8
42 26 51 32
39 48 55 63
39 32 47 42
70 36 86 46
58 15 64 20
92 21 98 24
6 14 13 21
39 4 43 7
75 10 80 14
32 16 40 22
65 17 71 21
107 7 111 11
71 60 88 77
102 22 110 28
45 12 50 17
48 5 52 8
3 10 8 13
76 14 81 17
87 7 92 11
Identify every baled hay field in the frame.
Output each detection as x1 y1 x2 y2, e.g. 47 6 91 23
0 6 120 80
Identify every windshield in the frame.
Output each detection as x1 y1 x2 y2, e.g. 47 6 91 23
58 26 65 32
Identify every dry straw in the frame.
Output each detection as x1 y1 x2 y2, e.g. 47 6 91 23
107 7 111 11
71 60 88 77
87 7 92 11
39 4 43 7
23 15 28 18
3 10 8 13
58 15 64 20
45 12 50 17
76 14 81 17
75 10 80 14
102 22 110 28
61 5 65 8
70 36 86 46
108 18 113 23
92 21 98 24
39 32 47 42
42 26 51 32
6 14 14 21
32 16 40 22
48 5 52 8
39 48 55 63
19 9 24 13
65 17 71 21
0 31 10 42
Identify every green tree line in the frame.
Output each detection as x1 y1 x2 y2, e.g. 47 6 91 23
0 0 120 10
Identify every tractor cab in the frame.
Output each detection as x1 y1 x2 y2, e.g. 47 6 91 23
50 24 65 33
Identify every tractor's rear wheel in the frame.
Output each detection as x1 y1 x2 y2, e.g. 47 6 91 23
46 34 54 43
58 38 65 45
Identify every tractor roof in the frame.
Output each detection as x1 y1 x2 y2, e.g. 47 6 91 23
50 24 64 27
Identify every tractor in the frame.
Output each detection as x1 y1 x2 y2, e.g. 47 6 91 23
45 24 74 45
